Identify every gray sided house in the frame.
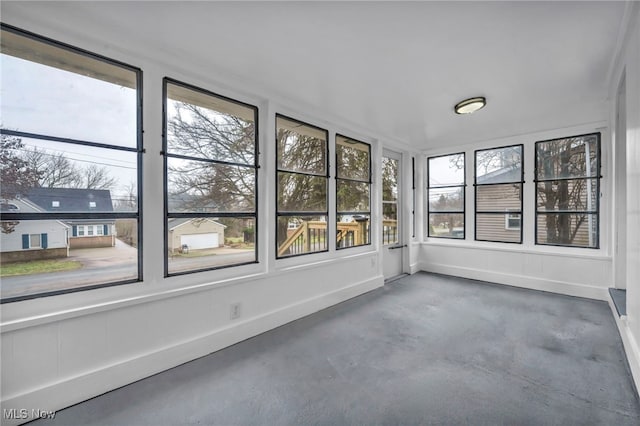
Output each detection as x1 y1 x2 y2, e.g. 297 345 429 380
476 167 522 242
25 188 116 249
168 218 226 253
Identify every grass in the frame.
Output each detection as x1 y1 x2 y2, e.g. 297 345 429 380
1 259 82 277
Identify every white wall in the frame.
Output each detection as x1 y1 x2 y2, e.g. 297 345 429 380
608 1 640 395
0 5 419 425
420 122 613 301
0 220 68 252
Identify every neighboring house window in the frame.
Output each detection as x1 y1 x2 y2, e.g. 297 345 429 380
88 226 94 236
427 153 465 239
164 78 258 276
276 115 329 258
97 225 103 235
535 133 600 248
505 212 522 230
0 24 142 303
29 234 41 248
78 226 85 236
336 135 371 249
0 203 19 211
475 144 524 243
21 233 47 249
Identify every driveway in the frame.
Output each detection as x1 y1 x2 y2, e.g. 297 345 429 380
69 239 137 268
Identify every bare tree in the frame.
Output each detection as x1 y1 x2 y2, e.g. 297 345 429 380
81 164 118 190
22 147 79 188
0 134 42 234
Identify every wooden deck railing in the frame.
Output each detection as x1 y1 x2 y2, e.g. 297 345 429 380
278 219 397 256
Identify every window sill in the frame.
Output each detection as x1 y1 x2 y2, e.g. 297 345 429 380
421 239 611 261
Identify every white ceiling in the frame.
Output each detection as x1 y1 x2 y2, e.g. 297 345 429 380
2 1 628 150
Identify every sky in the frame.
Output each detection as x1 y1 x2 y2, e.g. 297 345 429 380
1 53 138 197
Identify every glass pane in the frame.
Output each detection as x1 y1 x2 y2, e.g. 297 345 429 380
277 172 327 212
537 213 598 248
337 180 370 212
428 154 464 187
277 215 328 257
337 214 370 249
476 145 522 183
167 158 255 213
1 137 138 212
476 184 521 212
476 214 521 243
1 29 138 148
536 179 598 212
336 136 370 181
428 213 464 239
428 187 464 212
382 157 399 202
1 218 138 300
276 116 327 175
382 204 399 245
166 82 256 165
536 135 598 180
167 216 256 274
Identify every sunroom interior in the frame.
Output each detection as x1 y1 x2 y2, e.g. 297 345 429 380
1 1 639 424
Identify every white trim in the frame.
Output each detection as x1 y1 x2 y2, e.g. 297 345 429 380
607 295 640 398
419 262 608 301
422 240 611 261
0 275 383 426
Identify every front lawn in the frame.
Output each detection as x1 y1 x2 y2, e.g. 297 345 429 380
0 259 82 277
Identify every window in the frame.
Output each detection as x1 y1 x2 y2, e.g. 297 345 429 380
164 78 258 275
89 201 97 209
276 115 328 258
535 133 600 248
505 212 521 230
336 135 371 249
0 24 142 302
475 145 524 243
97 225 103 235
1 203 19 211
87 226 94 236
382 153 400 245
427 153 465 239
77 226 85 236
29 234 41 248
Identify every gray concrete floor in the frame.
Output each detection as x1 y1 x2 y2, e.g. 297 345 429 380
33 272 640 425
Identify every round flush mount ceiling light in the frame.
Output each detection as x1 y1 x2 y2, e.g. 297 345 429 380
454 96 486 114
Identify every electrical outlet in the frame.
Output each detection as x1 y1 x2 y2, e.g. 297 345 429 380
230 302 242 320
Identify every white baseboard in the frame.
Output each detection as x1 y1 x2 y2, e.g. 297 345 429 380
419 262 608 301
0 275 384 426
409 262 420 275
607 297 640 398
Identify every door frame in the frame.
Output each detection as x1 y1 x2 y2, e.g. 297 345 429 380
382 148 405 280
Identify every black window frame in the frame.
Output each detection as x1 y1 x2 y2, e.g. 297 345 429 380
534 132 601 249
275 114 329 259
474 144 524 244
0 23 143 304
162 77 259 277
426 152 466 239
335 133 372 250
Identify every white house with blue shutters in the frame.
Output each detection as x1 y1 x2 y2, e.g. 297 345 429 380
0 188 117 263
0 198 70 263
